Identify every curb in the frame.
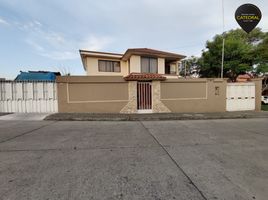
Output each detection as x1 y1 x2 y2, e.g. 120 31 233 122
44 112 268 121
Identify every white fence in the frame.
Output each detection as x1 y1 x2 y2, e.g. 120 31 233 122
226 82 255 111
0 81 58 113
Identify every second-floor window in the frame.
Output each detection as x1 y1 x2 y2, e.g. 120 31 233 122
98 60 121 72
141 57 158 73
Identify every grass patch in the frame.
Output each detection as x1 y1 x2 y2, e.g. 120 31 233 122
261 104 268 111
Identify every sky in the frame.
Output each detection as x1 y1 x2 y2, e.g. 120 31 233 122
0 0 267 79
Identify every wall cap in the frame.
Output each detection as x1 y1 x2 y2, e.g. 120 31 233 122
56 76 127 83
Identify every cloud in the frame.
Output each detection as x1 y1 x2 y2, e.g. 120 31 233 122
44 32 65 46
4 16 109 56
21 19 113 60
39 51 78 60
18 20 42 31
35 34 113 60
1 0 268 62
25 39 44 51
0 17 9 25
18 20 65 48
25 37 78 60
19 20 74 60
80 35 114 51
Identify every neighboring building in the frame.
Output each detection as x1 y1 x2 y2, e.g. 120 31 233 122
262 75 268 96
15 71 61 81
236 74 252 82
80 48 186 78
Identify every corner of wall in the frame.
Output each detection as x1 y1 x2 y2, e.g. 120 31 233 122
152 81 171 113
120 81 137 113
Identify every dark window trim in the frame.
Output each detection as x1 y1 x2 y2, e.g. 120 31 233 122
98 60 121 72
165 61 177 75
140 56 158 73
128 59 130 74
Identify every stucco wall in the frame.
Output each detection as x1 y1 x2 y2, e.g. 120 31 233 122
160 79 227 112
129 55 141 73
252 78 262 111
85 57 128 76
169 63 177 74
129 56 166 74
85 55 173 77
57 76 129 113
158 58 165 74
57 77 241 113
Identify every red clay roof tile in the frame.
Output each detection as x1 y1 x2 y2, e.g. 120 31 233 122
124 73 166 81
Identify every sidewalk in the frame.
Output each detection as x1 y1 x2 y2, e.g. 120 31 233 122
0 113 50 121
44 111 268 121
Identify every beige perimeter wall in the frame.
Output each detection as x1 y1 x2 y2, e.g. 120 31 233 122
57 76 261 113
160 79 227 112
252 78 262 111
57 76 129 113
57 76 227 113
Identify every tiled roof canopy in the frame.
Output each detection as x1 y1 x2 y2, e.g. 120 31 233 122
124 73 166 81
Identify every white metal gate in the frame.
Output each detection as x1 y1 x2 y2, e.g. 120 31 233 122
226 82 255 111
0 81 58 113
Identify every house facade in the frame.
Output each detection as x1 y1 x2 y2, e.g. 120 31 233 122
0 48 262 114
55 48 262 114
80 48 186 78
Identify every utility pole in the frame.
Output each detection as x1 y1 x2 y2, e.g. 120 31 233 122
221 37 225 78
221 0 225 78
184 60 187 78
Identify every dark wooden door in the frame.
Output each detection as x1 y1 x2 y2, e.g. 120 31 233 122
137 82 152 110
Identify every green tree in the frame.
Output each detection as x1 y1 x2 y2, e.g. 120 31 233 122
180 56 199 77
198 28 264 81
255 32 268 74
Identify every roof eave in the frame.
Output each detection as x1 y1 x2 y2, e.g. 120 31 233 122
79 49 123 57
121 49 186 61
79 51 87 71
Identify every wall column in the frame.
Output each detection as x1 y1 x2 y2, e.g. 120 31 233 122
252 78 262 111
120 81 137 113
152 81 171 113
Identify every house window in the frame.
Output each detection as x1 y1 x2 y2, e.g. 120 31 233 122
98 60 121 72
165 62 177 74
141 57 158 73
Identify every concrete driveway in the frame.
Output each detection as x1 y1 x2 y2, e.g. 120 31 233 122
0 119 267 200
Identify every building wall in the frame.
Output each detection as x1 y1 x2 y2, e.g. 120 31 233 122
57 76 261 113
169 62 177 74
252 78 262 111
85 57 128 76
160 78 227 112
57 76 129 113
85 55 175 77
158 58 165 74
129 56 166 74
129 55 141 73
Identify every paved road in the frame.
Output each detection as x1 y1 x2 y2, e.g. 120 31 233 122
0 119 267 200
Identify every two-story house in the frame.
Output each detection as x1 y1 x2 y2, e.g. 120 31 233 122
80 48 186 78
56 48 260 114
